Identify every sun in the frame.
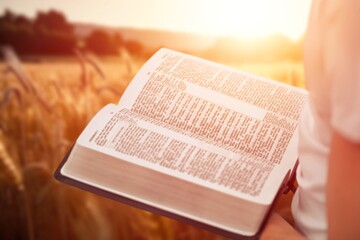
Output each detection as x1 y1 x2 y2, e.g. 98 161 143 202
207 1 267 37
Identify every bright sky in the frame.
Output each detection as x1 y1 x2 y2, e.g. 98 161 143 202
0 0 312 40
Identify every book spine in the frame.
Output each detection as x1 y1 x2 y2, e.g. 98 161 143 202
282 160 299 194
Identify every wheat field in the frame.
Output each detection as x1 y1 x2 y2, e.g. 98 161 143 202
0 51 305 240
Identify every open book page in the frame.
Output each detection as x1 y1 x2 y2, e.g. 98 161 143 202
65 104 270 236
75 48 308 204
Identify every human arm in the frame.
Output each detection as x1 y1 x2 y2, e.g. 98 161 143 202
260 213 305 240
327 130 360 240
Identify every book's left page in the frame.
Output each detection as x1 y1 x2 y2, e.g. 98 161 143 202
60 103 271 237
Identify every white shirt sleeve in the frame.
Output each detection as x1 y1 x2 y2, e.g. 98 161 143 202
323 1 360 142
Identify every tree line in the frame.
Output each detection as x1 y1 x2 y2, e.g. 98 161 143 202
0 9 143 56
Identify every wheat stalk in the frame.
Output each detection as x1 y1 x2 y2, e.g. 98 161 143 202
0 86 28 166
0 140 23 191
83 51 106 80
74 49 89 88
3 65 32 92
119 47 134 75
1 46 34 92
0 139 35 240
0 86 22 111
1 47 51 113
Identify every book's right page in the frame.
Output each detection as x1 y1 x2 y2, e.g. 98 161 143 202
112 49 307 204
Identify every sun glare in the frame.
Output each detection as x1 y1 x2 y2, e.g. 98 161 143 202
195 0 309 39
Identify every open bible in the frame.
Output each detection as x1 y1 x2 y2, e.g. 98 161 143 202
55 48 308 239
